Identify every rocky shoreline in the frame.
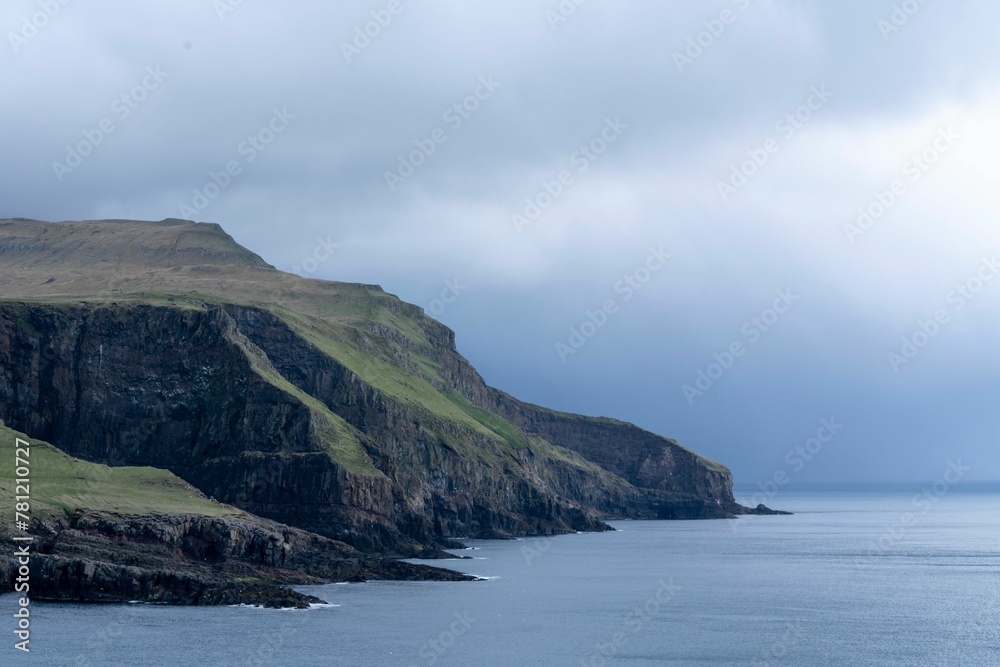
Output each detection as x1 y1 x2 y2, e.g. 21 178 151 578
1 505 788 608
0 510 474 609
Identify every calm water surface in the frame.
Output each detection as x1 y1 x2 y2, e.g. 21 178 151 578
2 487 998 666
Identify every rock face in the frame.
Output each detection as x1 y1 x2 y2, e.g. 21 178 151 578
0 218 759 556
10 557 326 608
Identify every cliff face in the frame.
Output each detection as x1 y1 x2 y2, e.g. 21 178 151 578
0 218 750 556
386 306 738 518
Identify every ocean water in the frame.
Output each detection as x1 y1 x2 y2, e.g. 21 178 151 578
2 487 998 666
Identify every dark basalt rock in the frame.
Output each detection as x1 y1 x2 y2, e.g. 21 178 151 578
0 301 751 554
21 557 326 609
743 503 794 516
0 510 474 608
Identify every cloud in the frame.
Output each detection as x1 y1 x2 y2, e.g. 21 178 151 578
4 0 1000 483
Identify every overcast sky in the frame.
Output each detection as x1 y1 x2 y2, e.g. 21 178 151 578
4 0 1000 490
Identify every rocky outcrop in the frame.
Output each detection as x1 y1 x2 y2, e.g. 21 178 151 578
746 503 793 516
0 510 472 608
8 557 326 608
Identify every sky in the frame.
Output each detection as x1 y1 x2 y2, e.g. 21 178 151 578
3 0 999 490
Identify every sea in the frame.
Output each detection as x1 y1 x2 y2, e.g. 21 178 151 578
2 485 998 666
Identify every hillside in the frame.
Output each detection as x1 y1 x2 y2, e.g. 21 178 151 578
0 424 240 518
0 218 761 560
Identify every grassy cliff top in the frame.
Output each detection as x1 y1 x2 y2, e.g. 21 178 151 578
0 217 272 271
0 218 426 345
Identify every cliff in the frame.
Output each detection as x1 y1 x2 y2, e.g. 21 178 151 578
0 218 765 575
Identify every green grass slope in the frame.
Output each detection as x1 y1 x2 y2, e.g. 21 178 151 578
0 424 241 519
